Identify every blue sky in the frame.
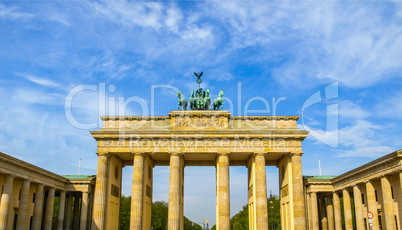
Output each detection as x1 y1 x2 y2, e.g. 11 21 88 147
1 0 402 226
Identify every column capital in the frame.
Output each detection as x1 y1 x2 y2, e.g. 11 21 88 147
168 152 183 157
253 151 266 157
131 152 145 157
96 151 109 157
290 152 303 157
4 174 15 179
380 175 388 179
217 151 231 156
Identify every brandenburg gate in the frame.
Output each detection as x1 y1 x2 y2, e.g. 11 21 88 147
90 110 308 230
89 73 308 230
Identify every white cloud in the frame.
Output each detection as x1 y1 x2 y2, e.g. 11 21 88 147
337 146 395 158
209 1 402 88
0 4 33 19
165 7 182 32
216 73 233 82
11 88 63 105
376 91 402 119
338 120 382 148
328 100 370 119
91 1 165 30
308 119 394 158
0 85 98 174
17 73 61 88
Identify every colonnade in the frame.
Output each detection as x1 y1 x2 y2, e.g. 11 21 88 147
0 174 92 230
307 173 402 230
91 151 307 230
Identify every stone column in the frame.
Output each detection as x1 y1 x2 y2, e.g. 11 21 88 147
91 153 109 230
342 189 353 230
44 188 55 230
366 181 379 230
254 153 268 229
0 175 14 230
168 153 182 230
310 192 319 230
56 191 66 230
326 195 334 230
291 153 306 230
319 196 328 230
400 172 402 193
73 195 80 230
352 185 364 230
381 176 396 229
180 157 184 230
332 192 342 230
307 192 312 229
130 153 144 230
80 192 89 230
16 179 30 230
216 152 230 230
32 184 44 230
65 193 73 230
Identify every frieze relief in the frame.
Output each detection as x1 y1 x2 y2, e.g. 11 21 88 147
99 137 301 153
173 116 227 128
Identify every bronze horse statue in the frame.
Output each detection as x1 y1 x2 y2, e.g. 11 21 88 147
177 90 188 110
213 90 224 110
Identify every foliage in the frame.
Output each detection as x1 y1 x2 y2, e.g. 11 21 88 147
118 195 281 230
120 198 204 230
267 195 281 230
230 205 248 230
52 197 60 230
152 201 169 230
229 195 281 230
120 195 131 229
184 216 203 230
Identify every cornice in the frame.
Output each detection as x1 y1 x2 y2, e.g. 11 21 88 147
100 114 300 121
90 130 309 137
0 152 69 184
330 150 401 185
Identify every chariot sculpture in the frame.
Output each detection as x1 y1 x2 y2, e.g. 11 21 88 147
177 72 224 111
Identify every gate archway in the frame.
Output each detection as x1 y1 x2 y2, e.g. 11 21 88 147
90 111 308 230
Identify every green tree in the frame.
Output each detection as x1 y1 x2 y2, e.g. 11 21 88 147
230 205 248 230
184 216 203 230
52 197 60 230
267 195 281 230
211 225 216 230
120 195 131 229
228 195 281 230
152 201 169 230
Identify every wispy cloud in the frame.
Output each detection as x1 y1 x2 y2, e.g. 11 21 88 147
0 4 33 19
309 119 394 158
329 100 370 119
17 73 61 88
337 146 395 158
376 91 402 119
210 1 402 89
